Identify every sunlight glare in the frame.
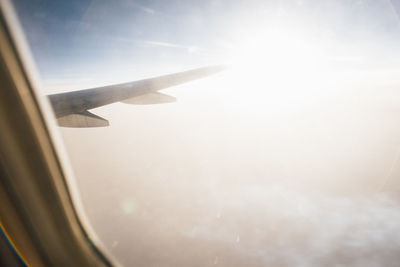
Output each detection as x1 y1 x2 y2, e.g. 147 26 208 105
226 23 330 90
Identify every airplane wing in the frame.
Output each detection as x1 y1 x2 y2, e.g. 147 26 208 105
48 65 226 127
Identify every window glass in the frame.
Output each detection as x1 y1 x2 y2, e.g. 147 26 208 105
13 0 400 266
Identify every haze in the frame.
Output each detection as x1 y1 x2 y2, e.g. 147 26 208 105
13 0 400 266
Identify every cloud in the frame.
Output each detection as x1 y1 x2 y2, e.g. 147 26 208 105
143 40 204 54
184 185 400 266
144 40 182 48
140 6 155 15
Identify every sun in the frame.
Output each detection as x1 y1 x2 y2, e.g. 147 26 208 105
224 23 330 89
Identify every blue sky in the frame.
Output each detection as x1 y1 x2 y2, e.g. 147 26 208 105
12 0 400 92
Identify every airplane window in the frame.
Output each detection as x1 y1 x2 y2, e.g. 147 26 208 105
12 0 400 266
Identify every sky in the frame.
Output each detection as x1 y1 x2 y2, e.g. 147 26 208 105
11 0 400 266
13 0 400 91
